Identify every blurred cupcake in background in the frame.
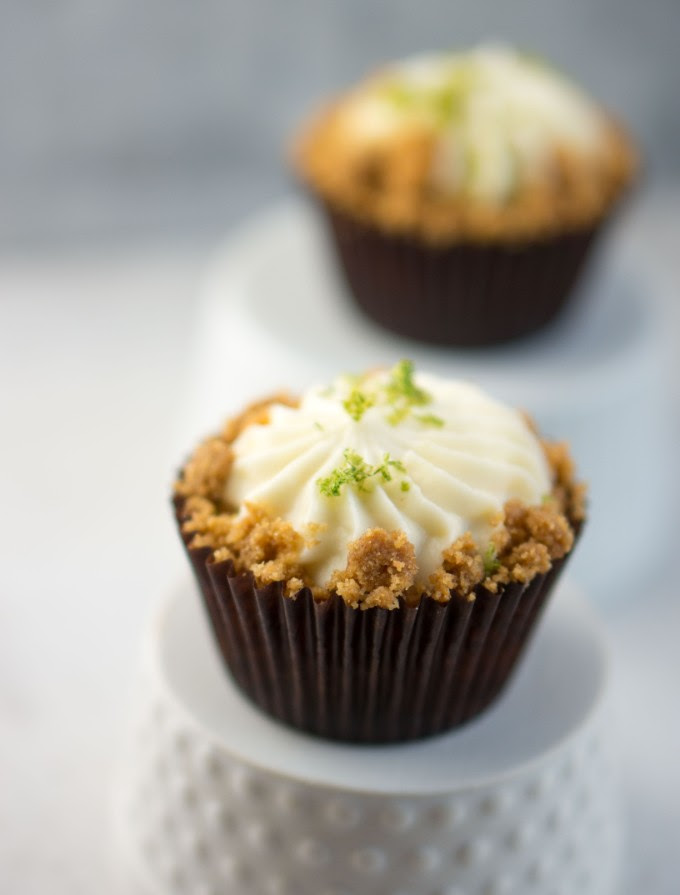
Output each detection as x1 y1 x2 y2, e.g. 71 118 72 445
293 44 637 346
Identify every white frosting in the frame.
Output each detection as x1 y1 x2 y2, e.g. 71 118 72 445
339 45 608 201
224 367 552 587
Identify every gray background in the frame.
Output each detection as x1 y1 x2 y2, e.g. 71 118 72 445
1 0 679 249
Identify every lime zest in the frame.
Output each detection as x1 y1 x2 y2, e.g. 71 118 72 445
334 360 439 428
381 81 417 109
342 388 375 422
416 413 445 428
381 67 476 127
482 543 501 576
318 450 408 497
385 359 432 425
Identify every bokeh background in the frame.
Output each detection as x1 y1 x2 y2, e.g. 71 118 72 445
2 0 679 250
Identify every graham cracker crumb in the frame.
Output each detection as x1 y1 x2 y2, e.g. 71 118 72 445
542 439 587 523
187 502 306 590
503 499 574 559
499 541 552 586
429 533 484 602
482 499 574 593
174 438 233 502
328 528 418 609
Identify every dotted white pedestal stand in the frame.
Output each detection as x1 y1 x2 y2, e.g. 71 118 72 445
176 199 673 602
116 583 618 895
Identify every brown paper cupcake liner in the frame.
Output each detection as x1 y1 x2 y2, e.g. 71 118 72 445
175 498 578 744
321 203 608 347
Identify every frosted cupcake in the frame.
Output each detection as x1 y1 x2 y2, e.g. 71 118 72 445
294 45 636 346
174 362 585 742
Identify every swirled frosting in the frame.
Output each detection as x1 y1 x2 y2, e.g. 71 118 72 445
224 365 551 588
338 44 608 201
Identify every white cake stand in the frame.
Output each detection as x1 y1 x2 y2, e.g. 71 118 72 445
176 199 673 603
116 581 619 895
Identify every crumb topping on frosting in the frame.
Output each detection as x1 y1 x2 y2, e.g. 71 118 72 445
175 365 585 609
329 528 418 609
293 45 636 242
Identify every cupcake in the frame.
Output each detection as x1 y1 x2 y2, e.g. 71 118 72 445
174 361 585 743
293 45 637 346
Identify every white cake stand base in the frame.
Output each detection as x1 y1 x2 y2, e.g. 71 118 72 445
116 581 619 895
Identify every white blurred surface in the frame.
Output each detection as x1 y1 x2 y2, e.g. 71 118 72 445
0 185 678 893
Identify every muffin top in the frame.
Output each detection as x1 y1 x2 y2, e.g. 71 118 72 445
294 44 636 242
176 362 584 609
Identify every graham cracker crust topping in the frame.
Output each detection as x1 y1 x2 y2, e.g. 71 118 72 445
175 396 585 609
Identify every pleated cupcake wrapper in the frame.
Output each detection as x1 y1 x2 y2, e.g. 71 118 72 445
176 498 578 743
321 203 608 347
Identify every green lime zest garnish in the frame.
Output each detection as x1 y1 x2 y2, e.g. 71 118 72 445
385 359 432 425
483 543 501 576
386 359 430 405
318 450 407 497
381 67 475 127
400 480 411 492
342 388 375 422
416 413 444 427
335 360 438 427
430 72 473 126
381 81 417 109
